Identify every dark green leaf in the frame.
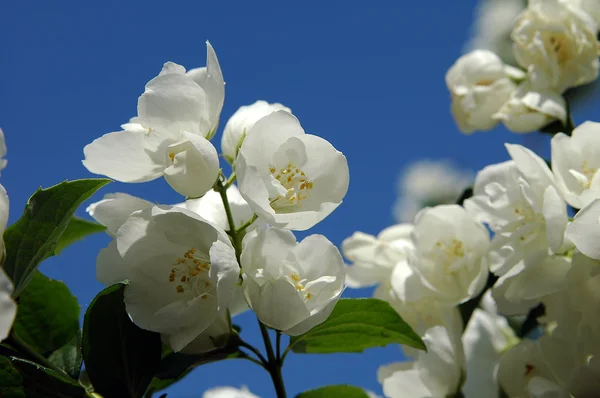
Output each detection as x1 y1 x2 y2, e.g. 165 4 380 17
13 271 80 355
55 217 106 255
296 385 369 398
288 298 426 354
3 178 111 295
149 335 242 393
82 283 161 398
0 356 25 398
10 357 86 398
48 332 83 380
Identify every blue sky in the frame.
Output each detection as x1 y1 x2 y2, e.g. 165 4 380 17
2 1 598 397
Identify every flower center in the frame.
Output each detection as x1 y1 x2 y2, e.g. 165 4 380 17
168 248 212 298
288 272 313 301
433 239 465 273
269 163 314 210
548 35 569 65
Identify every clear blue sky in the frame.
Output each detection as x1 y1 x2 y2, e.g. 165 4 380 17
1 1 597 397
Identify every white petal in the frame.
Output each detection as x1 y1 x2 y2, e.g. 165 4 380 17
418 326 463 396
382 362 432 398
96 240 130 286
566 199 600 259
542 186 568 252
284 297 339 336
138 67 209 137
186 41 225 137
164 133 220 198
86 193 154 236
83 129 166 182
0 267 16 342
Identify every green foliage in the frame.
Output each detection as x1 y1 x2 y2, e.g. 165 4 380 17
296 385 369 398
82 283 162 398
48 333 83 380
0 356 25 398
55 217 106 255
3 178 111 296
148 335 243 393
9 357 86 398
288 298 426 354
13 271 80 355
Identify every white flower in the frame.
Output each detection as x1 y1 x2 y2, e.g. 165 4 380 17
464 0 525 65
203 386 259 398
86 193 153 237
379 326 465 398
341 224 413 288
221 100 292 164
378 261 458 340
493 82 566 133
236 111 349 231
512 0 600 92
577 0 600 26
393 160 473 223
183 185 254 232
462 293 518 398
492 254 572 316
83 42 223 198
0 267 15 342
465 144 569 277
446 49 524 134
241 226 345 335
407 204 490 306
95 206 239 352
565 198 600 259
497 339 565 398
551 121 600 209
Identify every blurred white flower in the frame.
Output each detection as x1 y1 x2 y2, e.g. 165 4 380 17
379 326 465 398
565 199 600 259
512 0 600 92
203 386 260 398
0 128 7 172
492 254 572 316
241 227 345 335
446 49 524 134
465 144 569 277
462 292 518 398
407 204 490 306
83 42 223 198
342 224 414 288
551 121 600 209
95 206 239 352
566 0 600 27
497 339 565 398
493 82 566 133
394 160 472 223
221 100 292 164
465 0 526 65
237 111 349 231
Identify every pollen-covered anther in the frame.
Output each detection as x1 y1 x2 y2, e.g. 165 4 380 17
269 162 314 209
168 248 212 294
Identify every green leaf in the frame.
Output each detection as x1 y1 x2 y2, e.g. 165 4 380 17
10 357 86 398
288 298 426 354
3 178 111 295
13 271 80 355
296 385 369 398
48 332 83 380
0 356 25 398
82 283 161 398
55 217 106 255
148 336 242 394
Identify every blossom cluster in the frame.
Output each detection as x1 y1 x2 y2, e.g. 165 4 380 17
449 0 600 134
345 128 600 397
80 42 350 354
